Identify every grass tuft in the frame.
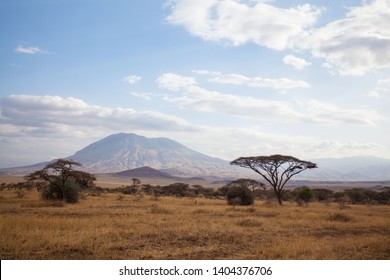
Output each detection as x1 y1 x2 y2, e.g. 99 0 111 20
328 213 354 222
150 204 173 214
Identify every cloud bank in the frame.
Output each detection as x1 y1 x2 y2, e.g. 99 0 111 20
157 72 382 126
166 0 390 75
0 95 197 138
0 93 383 166
166 0 321 50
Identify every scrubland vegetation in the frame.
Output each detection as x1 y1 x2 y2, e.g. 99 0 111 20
0 186 389 260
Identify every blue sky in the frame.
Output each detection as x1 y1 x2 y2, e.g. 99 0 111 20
0 0 389 168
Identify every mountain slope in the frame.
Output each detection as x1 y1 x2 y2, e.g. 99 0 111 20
0 161 49 176
66 133 241 178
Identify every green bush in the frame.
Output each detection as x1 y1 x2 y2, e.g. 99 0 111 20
282 190 295 201
313 188 334 201
162 183 190 197
345 189 365 204
297 188 314 204
226 186 254 206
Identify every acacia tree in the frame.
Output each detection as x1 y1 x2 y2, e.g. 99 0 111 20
230 155 317 206
25 159 96 202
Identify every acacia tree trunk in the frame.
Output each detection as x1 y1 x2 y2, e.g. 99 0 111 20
273 188 283 206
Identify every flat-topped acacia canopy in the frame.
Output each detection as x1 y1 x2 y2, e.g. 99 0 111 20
230 154 317 205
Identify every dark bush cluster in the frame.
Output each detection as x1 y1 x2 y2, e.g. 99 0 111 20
226 186 254 205
297 187 315 205
81 178 390 206
4 173 390 206
0 181 45 191
109 178 261 203
279 186 390 205
113 180 256 205
40 177 81 203
112 182 217 198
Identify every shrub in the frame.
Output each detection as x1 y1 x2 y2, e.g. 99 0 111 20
216 186 231 197
282 190 295 201
41 177 80 203
226 186 254 206
345 189 365 204
162 183 191 197
314 188 334 202
63 179 80 203
297 188 314 204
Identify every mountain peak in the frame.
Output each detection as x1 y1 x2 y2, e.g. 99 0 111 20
66 133 236 177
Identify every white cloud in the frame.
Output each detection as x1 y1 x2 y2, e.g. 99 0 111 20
167 0 390 76
0 95 197 138
14 45 45 54
157 72 382 126
302 140 382 159
123 75 141 84
182 126 382 161
283 54 311 70
304 0 390 75
156 72 197 91
368 91 382 98
131 92 152 101
208 72 310 90
157 73 304 120
369 78 390 98
192 69 221 75
303 99 383 126
377 78 390 92
166 0 322 50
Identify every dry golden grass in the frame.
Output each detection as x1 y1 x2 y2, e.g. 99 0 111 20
0 189 389 260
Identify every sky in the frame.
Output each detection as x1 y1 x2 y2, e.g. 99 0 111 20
0 0 390 168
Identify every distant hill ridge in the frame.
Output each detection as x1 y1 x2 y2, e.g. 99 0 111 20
112 166 175 179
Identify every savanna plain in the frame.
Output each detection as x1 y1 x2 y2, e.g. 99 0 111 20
1 186 389 260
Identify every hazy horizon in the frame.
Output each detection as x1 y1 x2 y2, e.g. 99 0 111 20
0 132 390 172
1 0 389 168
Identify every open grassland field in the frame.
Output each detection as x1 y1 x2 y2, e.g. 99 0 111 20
1 189 389 260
